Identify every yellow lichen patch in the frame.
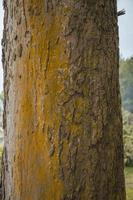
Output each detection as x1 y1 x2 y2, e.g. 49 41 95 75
11 1 72 199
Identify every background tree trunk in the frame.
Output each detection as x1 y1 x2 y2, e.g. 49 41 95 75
2 0 126 199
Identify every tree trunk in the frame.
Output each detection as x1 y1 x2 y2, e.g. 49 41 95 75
2 0 126 199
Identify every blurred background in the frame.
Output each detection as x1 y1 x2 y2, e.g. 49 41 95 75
0 0 133 199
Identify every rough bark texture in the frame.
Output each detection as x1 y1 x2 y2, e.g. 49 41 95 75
2 0 126 200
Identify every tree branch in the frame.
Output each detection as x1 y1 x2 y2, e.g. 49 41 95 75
117 9 126 17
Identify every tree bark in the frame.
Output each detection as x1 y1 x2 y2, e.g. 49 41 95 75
2 0 126 199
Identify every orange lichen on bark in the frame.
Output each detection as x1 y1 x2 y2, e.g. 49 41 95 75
7 1 71 199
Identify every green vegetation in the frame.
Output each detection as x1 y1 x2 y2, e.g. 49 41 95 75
123 110 133 166
125 167 133 200
120 57 133 166
0 145 2 172
0 91 3 113
120 57 133 112
120 57 133 199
